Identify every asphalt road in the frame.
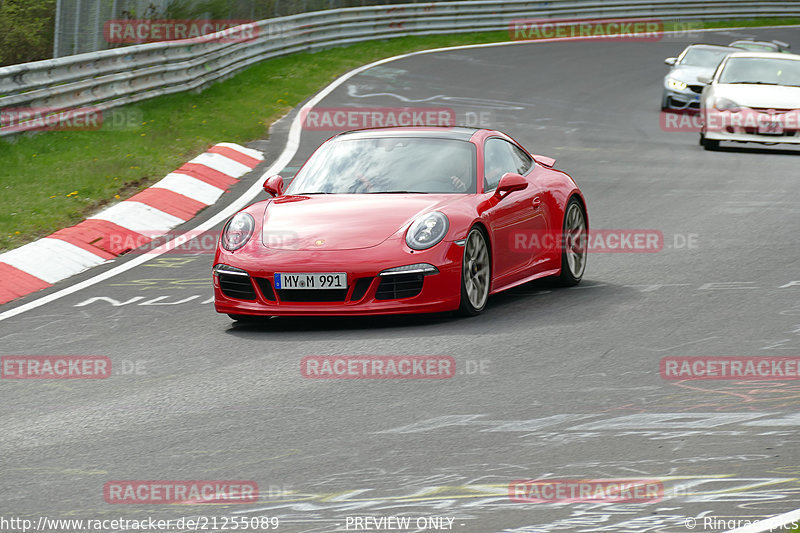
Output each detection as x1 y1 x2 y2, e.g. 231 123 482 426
2 26 800 533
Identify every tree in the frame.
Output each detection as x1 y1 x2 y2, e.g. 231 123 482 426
0 0 57 66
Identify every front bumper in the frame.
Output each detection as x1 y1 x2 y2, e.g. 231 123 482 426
704 109 800 144
664 85 703 110
213 239 464 316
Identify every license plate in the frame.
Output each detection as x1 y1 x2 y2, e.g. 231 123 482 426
275 272 347 290
758 118 784 135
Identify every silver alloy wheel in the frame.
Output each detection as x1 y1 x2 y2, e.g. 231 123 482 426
564 202 587 279
463 229 490 310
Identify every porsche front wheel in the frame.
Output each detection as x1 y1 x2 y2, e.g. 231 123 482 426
559 198 587 286
458 228 491 316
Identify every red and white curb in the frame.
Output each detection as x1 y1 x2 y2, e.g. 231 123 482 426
0 142 263 305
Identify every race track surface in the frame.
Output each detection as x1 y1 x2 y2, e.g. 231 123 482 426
2 26 800 533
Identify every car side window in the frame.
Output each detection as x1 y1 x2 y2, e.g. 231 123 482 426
483 138 533 191
510 144 533 175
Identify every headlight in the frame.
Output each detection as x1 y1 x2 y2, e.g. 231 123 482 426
406 211 449 250
213 264 249 276
667 78 688 91
221 213 254 251
379 263 439 276
714 97 740 112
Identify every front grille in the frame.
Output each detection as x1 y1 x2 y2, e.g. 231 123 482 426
277 289 349 302
688 85 704 94
254 277 276 301
219 273 257 300
375 274 424 300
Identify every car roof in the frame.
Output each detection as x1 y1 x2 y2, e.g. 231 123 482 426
685 43 741 51
730 40 777 46
725 51 800 60
335 126 481 141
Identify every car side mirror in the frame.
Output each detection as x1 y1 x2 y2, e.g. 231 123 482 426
697 75 711 85
664 57 677 66
495 172 528 197
263 174 284 197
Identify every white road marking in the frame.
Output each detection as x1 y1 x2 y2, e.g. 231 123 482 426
188 152 252 177
151 173 226 205
90 201 186 232
0 238 108 284
215 142 264 161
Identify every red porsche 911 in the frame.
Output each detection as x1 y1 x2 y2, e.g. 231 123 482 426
213 127 588 320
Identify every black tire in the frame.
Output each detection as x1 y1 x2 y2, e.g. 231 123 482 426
558 198 587 286
700 133 720 150
457 227 491 316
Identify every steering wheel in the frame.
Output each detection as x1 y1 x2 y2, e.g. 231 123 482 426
348 172 374 193
426 174 469 193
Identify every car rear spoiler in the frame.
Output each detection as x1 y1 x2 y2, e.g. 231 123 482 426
773 40 790 49
533 154 556 168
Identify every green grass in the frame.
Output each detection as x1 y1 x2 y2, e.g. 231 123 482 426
702 17 800 28
1 17 798 252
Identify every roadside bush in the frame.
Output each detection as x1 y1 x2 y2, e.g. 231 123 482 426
0 0 57 66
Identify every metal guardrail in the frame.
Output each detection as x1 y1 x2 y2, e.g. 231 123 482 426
51 0 441 58
2 0 799 136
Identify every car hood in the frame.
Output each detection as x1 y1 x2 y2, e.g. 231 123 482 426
667 65 716 84
261 194 461 251
713 84 800 109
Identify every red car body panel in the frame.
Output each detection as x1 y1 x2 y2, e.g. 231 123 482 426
213 127 586 317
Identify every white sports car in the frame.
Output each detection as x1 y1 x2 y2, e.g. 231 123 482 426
698 51 800 150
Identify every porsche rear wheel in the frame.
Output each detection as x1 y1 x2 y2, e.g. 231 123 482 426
458 227 491 316
559 198 587 286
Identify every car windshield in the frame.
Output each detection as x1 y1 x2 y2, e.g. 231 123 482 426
719 57 800 86
286 136 478 194
680 47 732 67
